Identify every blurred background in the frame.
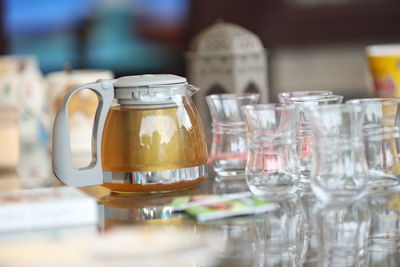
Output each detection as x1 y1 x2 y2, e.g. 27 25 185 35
2 0 400 100
0 0 400 187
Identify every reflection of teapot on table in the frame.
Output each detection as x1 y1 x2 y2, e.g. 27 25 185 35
52 74 208 194
98 193 186 225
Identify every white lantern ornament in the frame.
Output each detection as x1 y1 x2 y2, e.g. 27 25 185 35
187 21 269 133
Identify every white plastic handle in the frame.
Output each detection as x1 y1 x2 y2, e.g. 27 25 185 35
52 80 115 187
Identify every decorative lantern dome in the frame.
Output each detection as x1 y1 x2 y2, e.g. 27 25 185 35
187 21 269 146
189 22 264 56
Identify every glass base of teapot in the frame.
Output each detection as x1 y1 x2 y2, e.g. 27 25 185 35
101 164 208 194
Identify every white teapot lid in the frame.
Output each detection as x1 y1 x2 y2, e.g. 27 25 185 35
114 74 187 87
114 74 190 108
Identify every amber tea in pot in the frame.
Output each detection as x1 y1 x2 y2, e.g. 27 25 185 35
52 74 208 193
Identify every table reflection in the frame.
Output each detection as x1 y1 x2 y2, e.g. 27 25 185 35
369 192 400 253
368 191 400 267
2 171 400 266
93 176 400 267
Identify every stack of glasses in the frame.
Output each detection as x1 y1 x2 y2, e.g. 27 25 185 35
206 91 400 266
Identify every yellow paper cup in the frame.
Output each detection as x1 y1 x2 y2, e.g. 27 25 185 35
366 44 400 97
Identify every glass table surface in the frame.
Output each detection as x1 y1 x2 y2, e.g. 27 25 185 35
1 169 400 267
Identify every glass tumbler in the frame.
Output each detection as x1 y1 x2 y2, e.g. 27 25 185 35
346 98 400 192
306 104 368 204
242 104 298 201
281 94 344 189
206 93 259 180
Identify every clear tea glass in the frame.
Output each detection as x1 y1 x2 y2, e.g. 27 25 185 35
347 98 400 192
281 94 344 189
206 93 259 180
242 104 298 201
306 104 368 204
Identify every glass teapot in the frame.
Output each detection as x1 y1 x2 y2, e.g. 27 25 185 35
52 74 208 193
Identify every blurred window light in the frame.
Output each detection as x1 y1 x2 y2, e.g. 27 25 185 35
5 0 96 36
3 0 190 73
133 0 189 26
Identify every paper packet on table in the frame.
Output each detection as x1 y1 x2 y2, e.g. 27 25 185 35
0 186 98 232
169 193 278 222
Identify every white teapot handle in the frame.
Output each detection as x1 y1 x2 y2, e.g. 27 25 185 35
52 80 115 187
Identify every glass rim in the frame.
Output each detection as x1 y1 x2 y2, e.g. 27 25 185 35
346 98 400 104
205 93 260 100
305 103 363 112
287 94 343 103
278 90 333 97
241 103 296 111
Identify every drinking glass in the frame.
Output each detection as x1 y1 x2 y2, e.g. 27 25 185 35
346 98 400 192
306 104 368 204
206 93 259 180
315 200 371 267
280 94 344 189
278 91 338 262
241 104 298 201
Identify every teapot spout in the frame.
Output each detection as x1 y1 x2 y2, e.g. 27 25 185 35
186 85 199 96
